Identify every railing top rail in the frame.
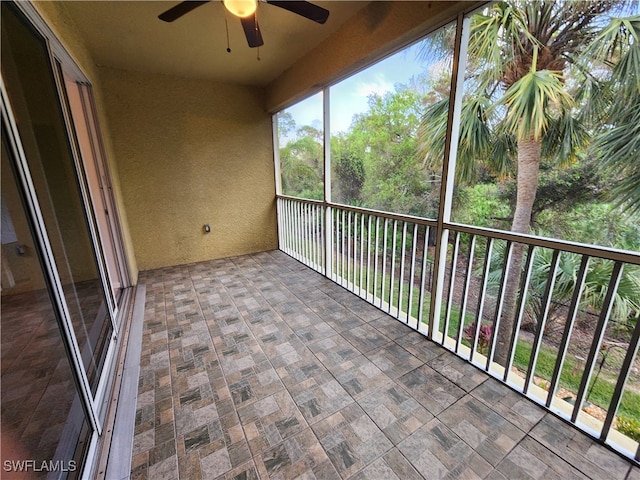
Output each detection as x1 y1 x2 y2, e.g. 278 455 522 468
277 194 325 206
278 195 640 265
448 222 640 265
277 195 438 226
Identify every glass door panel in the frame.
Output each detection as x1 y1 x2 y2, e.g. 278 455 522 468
62 73 124 305
1 129 90 479
1 2 112 395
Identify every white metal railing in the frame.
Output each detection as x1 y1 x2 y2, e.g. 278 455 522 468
277 195 640 465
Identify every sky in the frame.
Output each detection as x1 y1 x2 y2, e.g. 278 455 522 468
282 40 432 138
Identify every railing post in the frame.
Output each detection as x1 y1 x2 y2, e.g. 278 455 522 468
323 87 332 278
428 13 470 339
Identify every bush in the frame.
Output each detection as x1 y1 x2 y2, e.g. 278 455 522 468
617 416 640 443
463 322 493 354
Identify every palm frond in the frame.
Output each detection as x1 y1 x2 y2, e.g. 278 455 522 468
587 15 640 214
469 2 539 90
497 68 575 141
418 98 449 172
541 109 590 167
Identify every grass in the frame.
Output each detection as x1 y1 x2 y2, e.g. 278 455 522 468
512 341 640 421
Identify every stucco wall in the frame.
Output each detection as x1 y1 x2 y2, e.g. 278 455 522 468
98 67 277 270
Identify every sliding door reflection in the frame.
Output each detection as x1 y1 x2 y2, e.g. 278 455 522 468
1 2 112 394
1 131 90 479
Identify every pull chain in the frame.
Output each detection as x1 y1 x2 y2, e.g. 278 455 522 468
255 6 260 61
224 7 231 52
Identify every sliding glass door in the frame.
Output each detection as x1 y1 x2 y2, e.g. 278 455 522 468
1 124 91 479
1 2 129 477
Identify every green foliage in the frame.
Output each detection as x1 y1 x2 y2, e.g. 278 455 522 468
452 184 511 229
498 65 575 142
580 14 640 214
499 161 611 224
279 124 324 200
419 0 636 225
512 341 640 421
536 202 640 249
332 88 440 218
616 416 640 442
332 136 365 205
486 241 640 325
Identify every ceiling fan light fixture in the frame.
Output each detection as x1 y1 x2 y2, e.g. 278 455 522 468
223 0 257 18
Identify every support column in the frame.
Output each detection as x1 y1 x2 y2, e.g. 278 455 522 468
428 14 471 339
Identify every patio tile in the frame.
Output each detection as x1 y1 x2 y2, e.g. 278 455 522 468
342 324 392 353
427 354 488 392
394 330 445 363
288 371 354 425
397 418 493 479
365 341 424 379
627 465 640 479
272 349 329 388
311 402 393 478
438 396 525 466
357 383 434 445
308 334 361 369
148 454 178 480
530 414 632 479
236 390 307 455
348 448 424 480
325 353 391 400
369 315 417 341
200 447 232 478
254 428 341 479
398 364 466 415
470 378 546 432
307 298 367 333
129 252 637 480
495 437 590 480
218 461 260 480
296 320 338 345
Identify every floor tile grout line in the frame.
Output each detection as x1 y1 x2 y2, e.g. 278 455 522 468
185 263 230 472
166 267 189 480
245 254 438 478
227 253 408 478
210 256 314 474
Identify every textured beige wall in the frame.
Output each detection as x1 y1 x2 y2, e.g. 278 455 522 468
98 67 277 270
266 1 482 112
32 1 139 283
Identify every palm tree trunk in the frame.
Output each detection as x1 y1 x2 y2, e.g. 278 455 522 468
494 135 542 365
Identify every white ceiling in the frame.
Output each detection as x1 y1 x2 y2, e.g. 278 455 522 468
63 1 369 86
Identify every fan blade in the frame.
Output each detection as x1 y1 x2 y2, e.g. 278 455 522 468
266 1 329 24
240 15 264 48
158 1 209 22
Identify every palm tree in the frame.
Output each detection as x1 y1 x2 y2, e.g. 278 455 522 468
486 241 640 332
586 15 640 214
418 0 636 364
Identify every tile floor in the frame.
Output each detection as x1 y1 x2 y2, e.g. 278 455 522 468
130 250 639 479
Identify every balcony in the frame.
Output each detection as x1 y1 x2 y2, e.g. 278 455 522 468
124 249 637 479
2 2 639 478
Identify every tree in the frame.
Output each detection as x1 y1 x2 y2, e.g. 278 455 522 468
487 241 640 333
418 0 634 364
332 134 365 205
586 15 640 215
334 88 439 217
279 125 324 200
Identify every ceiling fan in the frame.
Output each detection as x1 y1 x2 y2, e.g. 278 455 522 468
158 1 330 48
